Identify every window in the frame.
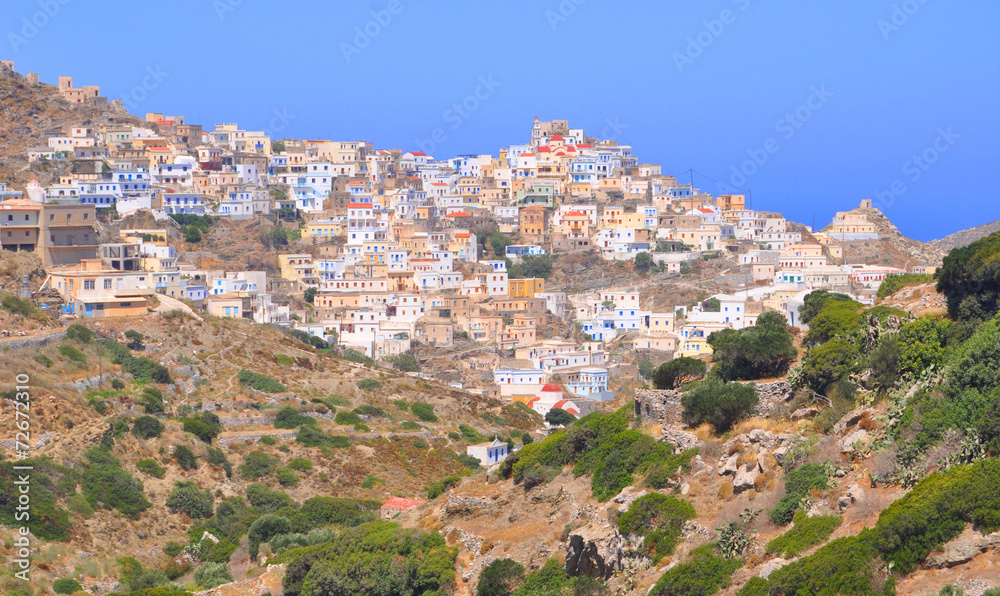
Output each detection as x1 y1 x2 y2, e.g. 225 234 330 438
84 280 95 290
104 279 112 290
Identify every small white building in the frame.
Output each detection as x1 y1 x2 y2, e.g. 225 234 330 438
466 439 509 466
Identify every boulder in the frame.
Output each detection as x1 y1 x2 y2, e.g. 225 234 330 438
839 428 870 453
759 558 790 579
791 407 820 420
832 408 876 435
719 455 739 476
565 525 649 579
924 528 1000 568
733 464 760 494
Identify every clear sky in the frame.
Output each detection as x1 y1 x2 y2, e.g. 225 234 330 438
4 0 997 240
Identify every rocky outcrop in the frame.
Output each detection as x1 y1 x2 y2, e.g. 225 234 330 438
565 525 648 579
661 429 702 451
924 527 1000 569
752 381 795 416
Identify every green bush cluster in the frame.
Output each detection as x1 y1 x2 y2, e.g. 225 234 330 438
174 445 197 470
652 357 706 389
132 415 163 439
206 447 232 477
411 402 438 422
58 343 87 364
877 273 933 299
136 458 166 479
427 475 460 499
334 410 362 425
237 369 287 393
0 458 75 540
509 558 605 595
65 323 95 343
342 348 376 366
102 339 172 383
181 412 222 443
708 311 797 381
53 578 84 594
239 451 277 480
274 406 315 429
166 482 214 519
295 425 349 449
193 562 232 589
651 544 742 596
617 493 696 561
766 510 841 557
680 378 758 433
356 378 382 391
769 463 830 526
280 522 457 596
81 448 151 519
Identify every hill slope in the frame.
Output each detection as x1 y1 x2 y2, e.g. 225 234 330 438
929 219 1000 252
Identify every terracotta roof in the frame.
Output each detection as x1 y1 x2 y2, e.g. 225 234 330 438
445 211 472 217
382 496 425 510
550 134 564 140
521 205 547 211
347 203 373 209
564 211 587 217
541 383 562 392
408 151 426 156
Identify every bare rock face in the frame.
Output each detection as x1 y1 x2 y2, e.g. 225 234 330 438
565 524 649 579
924 527 1000 569
759 557 790 578
791 407 820 420
832 408 876 435
839 428 870 453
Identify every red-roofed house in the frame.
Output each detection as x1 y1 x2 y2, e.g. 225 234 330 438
380 496 426 519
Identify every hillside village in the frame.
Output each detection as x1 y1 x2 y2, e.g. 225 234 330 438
3 61 1000 596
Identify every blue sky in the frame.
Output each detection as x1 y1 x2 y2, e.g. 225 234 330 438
4 0 997 240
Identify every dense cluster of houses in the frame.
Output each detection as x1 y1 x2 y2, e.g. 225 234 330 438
0 66 938 421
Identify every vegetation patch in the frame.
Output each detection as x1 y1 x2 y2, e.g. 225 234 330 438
617 493 696 561
766 510 841 557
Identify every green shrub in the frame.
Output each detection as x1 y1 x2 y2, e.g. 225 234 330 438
411 402 438 422
746 532 894 596
427 475 461 499
708 311 797 381
399 421 422 431
281 521 456 596
356 378 382 391
111 378 125 389
288 457 312 472
274 406 314 429
34 353 53 367
205 447 232 478
361 475 384 489
545 407 576 426
174 445 198 470
653 357 707 389
248 514 292 558
140 388 165 414
801 337 861 393
766 510 841 557
804 300 865 345
680 378 758 433
246 483 296 512
388 353 421 372
295 425 349 449
335 410 363 425
259 435 277 446
53 578 83 594
204 538 239 564
0 293 42 317
617 493 696 561
872 458 1000 573
66 323 95 343
58 343 87 364
0 458 74 541
239 451 277 479
651 544 741 596
354 404 386 417
193 561 233 589
166 482 214 519
81 451 151 519
277 467 299 486
136 458 166 479
182 412 222 443
769 463 830 525
238 369 287 393
477 558 525 596
342 348 376 365
798 290 853 325
121 355 172 383
132 415 163 439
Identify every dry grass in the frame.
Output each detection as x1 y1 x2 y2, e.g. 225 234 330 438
730 417 797 437
691 423 716 441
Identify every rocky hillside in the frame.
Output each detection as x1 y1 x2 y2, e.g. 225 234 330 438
0 66 147 186
825 204 947 268
929 219 1000 252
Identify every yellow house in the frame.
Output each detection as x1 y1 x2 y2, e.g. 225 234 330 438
48 259 151 318
302 219 346 240
675 322 728 358
508 278 545 298
716 194 746 211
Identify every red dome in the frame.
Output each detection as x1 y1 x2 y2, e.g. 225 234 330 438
541 383 562 392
